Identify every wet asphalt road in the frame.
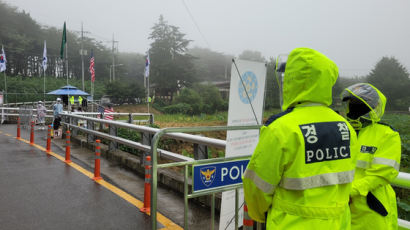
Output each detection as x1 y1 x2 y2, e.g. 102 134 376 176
0 125 158 230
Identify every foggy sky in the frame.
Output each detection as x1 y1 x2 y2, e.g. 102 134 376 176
5 0 410 77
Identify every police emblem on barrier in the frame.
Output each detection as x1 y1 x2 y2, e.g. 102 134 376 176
238 71 258 104
200 166 216 187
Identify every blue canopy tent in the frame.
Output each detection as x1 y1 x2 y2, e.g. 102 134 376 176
47 85 89 96
47 85 90 107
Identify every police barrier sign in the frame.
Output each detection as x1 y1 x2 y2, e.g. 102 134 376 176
192 160 250 193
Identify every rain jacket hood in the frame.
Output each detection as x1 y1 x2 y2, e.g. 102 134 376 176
342 83 386 122
282 48 339 111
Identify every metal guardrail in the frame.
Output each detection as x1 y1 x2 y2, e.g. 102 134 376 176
394 172 410 189
61 113 226 149
0 107 408 229
150 125 261 230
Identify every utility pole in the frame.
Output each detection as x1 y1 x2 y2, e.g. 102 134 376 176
81 22 85 91
78 23 90 91
111 34 118 82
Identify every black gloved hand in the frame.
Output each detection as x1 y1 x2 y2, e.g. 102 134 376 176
367 192 388 216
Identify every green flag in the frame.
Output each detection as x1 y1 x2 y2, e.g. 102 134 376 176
60 22 67 59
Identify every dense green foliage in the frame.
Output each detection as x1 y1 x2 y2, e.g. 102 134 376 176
0 1 145 90
160 84 227 115
0 75 105 103
367 57 410 110
149 15 196 100
382 113 410 220
104 80 145 104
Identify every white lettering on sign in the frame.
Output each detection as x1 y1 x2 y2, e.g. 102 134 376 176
221 168 229 182
230 166 240 180
337 122 350 141
221 164 246 182
306 147 350 163
340 146 348 157
301 124 318 144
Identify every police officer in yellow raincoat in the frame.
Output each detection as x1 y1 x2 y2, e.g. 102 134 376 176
243 47 359 229
341 83 401 230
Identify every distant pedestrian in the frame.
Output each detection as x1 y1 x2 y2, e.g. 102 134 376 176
82 98 88 111
53 98 63 135
36 101 46 130
78 96 83 107
53 98 63 119
69 96 75 105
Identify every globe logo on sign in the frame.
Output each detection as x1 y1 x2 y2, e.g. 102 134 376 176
238 71 258 104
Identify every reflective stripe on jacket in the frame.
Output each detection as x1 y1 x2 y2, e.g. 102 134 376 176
350 123 401 230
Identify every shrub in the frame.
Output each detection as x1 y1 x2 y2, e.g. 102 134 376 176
174 88 202 114
193 84 225 113
163 103 193 114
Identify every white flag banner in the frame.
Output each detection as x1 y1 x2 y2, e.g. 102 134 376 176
219 59 267 230
0 46 6 73
144 53 150 78
42 40 47 71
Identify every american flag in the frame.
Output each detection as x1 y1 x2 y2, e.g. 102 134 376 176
89 50 95 82
104 107 114 120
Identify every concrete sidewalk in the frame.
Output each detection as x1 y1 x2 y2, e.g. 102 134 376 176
0 124 217 229
0 125 164 230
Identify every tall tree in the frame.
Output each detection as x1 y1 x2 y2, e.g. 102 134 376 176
367 57 410 110
149 15 195 101
264 57 279 110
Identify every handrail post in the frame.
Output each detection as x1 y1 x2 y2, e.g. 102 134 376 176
65 131 72 163
30 121 34 144
141 131 151 166
184 164 189 229
72 117 78 136
46 125 51 153
128 113 133 124
87 120 94 143
243 202 254 230
93 139 102 180
193 134 208 160
16 117 21 139
140 155 152 213
149 114 154 125
109 124 117 151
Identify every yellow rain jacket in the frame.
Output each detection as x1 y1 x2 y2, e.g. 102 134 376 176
243 48 359 229
342 83 401 230
78 96 83 105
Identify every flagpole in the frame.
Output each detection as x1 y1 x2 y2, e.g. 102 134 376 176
147 75 150 114
66 33 70 112
145 51 150 114
3 72 6 104
43 69 45 102
66 40 68 85
91 82 93 112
